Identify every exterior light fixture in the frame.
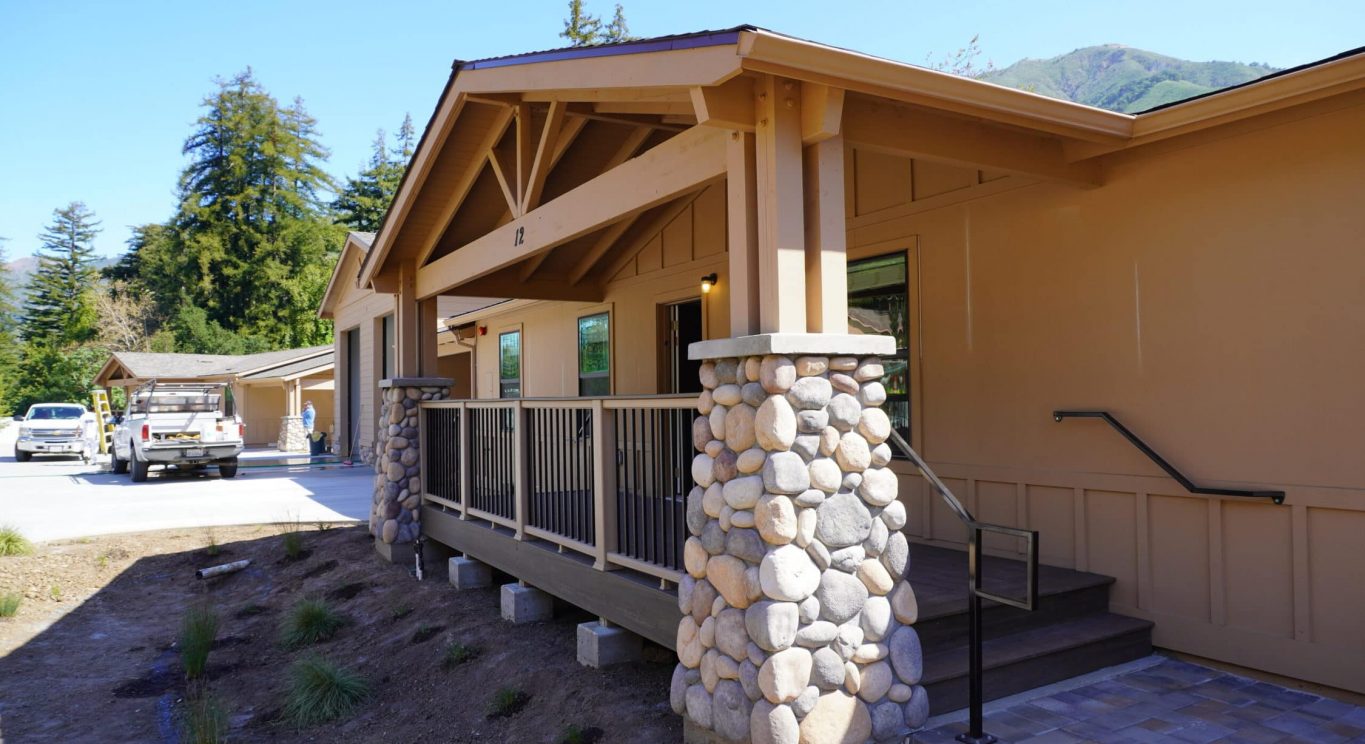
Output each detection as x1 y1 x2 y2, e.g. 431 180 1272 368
700 273 718 294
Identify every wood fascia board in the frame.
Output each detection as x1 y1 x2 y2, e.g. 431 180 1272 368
738 31 1133 144
842 96 1102 187
454 45 743 95
690 77 756 131
597 190 705 283
317 237 365 318
416 125 728 300
567 215 640 285
358 92 468 288
1131 54 1365 142
411 105 517 269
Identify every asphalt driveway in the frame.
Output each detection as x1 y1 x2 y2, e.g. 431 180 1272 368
0 423 371 542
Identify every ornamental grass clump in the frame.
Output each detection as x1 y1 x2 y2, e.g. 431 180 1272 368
282 655 370 727
0 526 33 557
181 690 227 744
179 605 220 679
442 641 479 669
0 593 21 618
281 598 345 649
486 686 530 719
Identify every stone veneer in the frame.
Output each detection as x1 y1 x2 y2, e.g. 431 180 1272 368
278 415 309 453
371 378 451 546
672 346 926 744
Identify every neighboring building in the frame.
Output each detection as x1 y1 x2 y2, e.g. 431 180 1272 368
92 346 334 448
318 231 503 462
320 27 1365 739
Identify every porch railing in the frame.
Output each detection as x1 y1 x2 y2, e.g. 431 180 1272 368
418 395 698 584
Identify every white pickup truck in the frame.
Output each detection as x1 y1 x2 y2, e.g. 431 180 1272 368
111 381 244 482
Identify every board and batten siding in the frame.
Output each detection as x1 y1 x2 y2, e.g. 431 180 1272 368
849 91 1365 693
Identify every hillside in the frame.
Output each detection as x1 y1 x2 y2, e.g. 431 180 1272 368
981 45 1277 113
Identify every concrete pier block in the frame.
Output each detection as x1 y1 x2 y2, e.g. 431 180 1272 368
449 556 492 590
577 620 643 668
501 583 553 623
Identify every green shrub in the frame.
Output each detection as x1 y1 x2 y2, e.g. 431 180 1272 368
280 598 345 649
282 530 304 560
486 686 530 718
282 655 369 727
0 593 21 618
181 691 227 744
0 526 33 557
179 605 219 679
442 641 479 669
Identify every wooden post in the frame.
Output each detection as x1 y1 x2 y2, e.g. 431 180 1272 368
458 402 472 519
513 401 528 540
418 297 439 377
803 135 848 332
395 261 420 377
754 75 807 333
727 131 759 337
592 400 618 570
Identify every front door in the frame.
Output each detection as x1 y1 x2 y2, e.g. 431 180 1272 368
663 299 703 394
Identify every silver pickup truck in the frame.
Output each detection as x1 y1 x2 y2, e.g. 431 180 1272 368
111 381 244 482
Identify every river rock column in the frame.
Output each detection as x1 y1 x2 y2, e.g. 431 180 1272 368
672 341 926 744
371 378 452 547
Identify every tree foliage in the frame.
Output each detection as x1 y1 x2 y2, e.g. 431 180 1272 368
924 35 994 79
21 202 101 346
332 114 415 233
0 243 21 414
560 1 635 46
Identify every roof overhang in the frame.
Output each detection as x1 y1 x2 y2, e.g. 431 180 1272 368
318 232 374 319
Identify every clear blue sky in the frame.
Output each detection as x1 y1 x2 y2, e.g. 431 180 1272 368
1 0 1360 259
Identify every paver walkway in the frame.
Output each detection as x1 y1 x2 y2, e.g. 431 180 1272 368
913 656 1365 743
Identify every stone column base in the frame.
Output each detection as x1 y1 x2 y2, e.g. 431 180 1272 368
278 415 308 453
371 377 452 547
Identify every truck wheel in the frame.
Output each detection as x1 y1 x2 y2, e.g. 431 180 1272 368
130 450 149 482
15 450 31 463
218 459 239 479
112 452 128 474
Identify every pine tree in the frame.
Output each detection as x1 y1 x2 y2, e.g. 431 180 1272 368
0 242 21 414
395 113 416 162
332 125 407 232
602 4 635 42
21 202 101 345
561 0 603 46
169 69 342 349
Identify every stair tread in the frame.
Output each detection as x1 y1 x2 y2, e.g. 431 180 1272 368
909 543 1114 622
921 612 1154 684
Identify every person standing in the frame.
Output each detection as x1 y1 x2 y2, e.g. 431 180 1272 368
301 400 316 434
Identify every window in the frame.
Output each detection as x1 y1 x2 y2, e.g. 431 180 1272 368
381 314 395 380
578 312 610 396
848 253 910 443
499 330 522 398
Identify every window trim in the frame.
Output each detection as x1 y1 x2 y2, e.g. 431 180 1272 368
577 311 612 397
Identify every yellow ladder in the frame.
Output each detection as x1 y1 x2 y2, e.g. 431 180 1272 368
90 390 115 454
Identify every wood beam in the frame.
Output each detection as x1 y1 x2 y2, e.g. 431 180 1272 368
803 136 848 333
754 75 808 333
727 131 759 336
414 106 516 267
487 150 519 216
568 216 640 285
465 92 522 107
596 190 704 284
801 83 844 145
418 297 439 376
566 104 687 132
514 102 534 209
451 273 606 303
395 261 420 377
522 101 566 213
595 101 696 116
549 116 588 170
842 95 1102 187
417 125 728 300
690 78 756 131
518 251 552 282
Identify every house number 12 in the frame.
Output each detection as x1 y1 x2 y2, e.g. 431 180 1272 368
514 226 525 247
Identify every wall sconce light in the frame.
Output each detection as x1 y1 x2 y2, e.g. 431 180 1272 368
700 273 718 294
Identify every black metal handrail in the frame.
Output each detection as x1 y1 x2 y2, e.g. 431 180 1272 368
1052 410 1286 505
886 430 1038 744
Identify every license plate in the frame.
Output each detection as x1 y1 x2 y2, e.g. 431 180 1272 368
184 448 205 458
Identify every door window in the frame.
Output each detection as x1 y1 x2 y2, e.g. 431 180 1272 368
578 313 610 397
499 330 522 398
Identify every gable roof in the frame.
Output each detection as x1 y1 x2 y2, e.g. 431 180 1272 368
93 345 333 387
318 231 375 319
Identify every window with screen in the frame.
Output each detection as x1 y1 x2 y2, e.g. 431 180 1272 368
499 330 522 398
578 313 610 396
847 253 910 443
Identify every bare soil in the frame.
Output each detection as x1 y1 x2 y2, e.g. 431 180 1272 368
0 525 680 743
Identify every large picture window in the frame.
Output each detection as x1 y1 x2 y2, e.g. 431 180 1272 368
578 313 610 396
499 330 521 398
847 253 910 443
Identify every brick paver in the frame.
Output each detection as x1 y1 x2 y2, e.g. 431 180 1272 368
913 657 1365 743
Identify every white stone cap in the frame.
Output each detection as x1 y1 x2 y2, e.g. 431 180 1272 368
688 333 895 360
378 377 454 388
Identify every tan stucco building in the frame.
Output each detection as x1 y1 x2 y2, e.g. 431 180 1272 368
320 28 1365 732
